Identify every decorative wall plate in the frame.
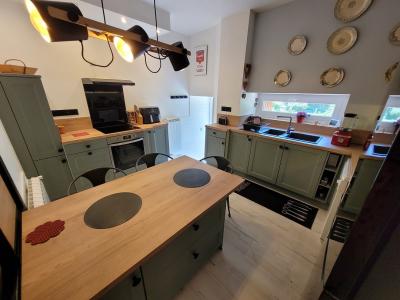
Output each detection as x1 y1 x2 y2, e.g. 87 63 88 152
334 0 373 23
385 62 399 82
389 23 400 46
274 70 292 87
327 26 358 55
320 68 345 87
288 35 308 55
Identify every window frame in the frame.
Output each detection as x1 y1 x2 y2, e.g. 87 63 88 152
375 95 400 133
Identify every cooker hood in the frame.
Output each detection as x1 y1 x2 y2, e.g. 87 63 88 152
82 78 135 86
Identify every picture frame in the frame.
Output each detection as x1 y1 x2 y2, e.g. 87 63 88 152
194 45 208 76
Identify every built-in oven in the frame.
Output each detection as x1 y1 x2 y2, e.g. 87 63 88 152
107 133 145 174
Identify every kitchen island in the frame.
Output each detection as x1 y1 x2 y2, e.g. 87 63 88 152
22 156 244 299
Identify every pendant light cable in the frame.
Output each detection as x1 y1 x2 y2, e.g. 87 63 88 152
144 0 162 73
79 0 114 67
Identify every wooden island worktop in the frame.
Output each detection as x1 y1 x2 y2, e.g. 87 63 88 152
22 156 244 299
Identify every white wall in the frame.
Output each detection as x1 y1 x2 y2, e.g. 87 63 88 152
216 10 251 116
0 0 189 119
249 0 400 129
0 119 27 203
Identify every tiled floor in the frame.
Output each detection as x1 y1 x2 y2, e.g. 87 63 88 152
176 193 343 300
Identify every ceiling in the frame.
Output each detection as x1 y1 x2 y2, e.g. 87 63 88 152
141 0 295 35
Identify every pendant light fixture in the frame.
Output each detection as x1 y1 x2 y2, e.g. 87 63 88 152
113 25 150 62
25 0 88 42
24 0 190 72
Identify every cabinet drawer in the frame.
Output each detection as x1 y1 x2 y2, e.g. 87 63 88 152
207 128 226 139
144 201 225 270
63 139 108 155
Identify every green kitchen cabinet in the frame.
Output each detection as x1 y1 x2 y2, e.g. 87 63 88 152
205 128 226 157
142 201 225 300
67 147 113 192
227 131 252 174
276 143 328 198
248 137 283 184
100 269 146 300
35 154 74 200
0 76 63 160
342 159 383 214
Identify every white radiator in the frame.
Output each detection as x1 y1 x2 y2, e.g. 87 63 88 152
167 117 182 157
27 176 49 209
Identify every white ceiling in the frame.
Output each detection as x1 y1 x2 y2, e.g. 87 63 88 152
141 0 295 35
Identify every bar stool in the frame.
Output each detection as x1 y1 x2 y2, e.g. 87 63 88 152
135 153 173 170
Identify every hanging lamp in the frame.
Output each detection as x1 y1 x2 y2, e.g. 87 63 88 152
113 25 150 62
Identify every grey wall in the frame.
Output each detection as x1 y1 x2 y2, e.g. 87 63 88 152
249 0 400 129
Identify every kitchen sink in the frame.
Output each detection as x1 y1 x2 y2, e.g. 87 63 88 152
373 145 390 156
263 128 287 136
285 132 322 144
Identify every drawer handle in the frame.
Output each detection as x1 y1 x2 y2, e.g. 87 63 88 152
88 152 93 155
213 131 216 135
86 145 91 148
279 145 284 150
61 159 67 164
192 252 200 260
58 148 64 153
131 275 142 287
284 146 289 150
192 224 200 231
221 142 225 145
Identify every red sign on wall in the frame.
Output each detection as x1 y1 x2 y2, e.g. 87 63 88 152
194 45 207 76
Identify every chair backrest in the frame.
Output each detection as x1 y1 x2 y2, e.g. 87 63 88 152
0 157 24 300
67 167 127 195
135 153 173 170
200 156 232 173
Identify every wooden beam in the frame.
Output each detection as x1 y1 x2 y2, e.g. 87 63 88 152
47 6 191 56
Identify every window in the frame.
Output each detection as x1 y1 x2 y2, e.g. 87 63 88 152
375 95 400 133
256 93 350 126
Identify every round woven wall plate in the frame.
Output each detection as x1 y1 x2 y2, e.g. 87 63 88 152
327 26 358 55
274 70 292 87
389 23 400 46
334 0 373 23
385 62 399 82
320 68 345 87
288 35 307 55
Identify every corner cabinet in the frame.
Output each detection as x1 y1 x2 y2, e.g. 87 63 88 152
205 128 226 157
277 143 328 198
248 137 283 184
227 131 252 173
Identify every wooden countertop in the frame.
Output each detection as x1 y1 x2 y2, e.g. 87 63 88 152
61 121 168 145
22 156 244 300
206 124 386 161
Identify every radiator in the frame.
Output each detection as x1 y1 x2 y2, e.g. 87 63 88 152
27 176 49 209
167 117 182 157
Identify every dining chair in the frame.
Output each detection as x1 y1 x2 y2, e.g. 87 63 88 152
0 156 25 300
135 153 173 170
200 156 233 217
67 167 127 195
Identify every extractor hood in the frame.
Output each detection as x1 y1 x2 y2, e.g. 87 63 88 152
82 78 135 86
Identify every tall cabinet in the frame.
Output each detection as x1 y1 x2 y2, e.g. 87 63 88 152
0 74 72 200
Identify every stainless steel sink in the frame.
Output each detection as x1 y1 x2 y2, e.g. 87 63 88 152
263 128 286 136
285 132 321 144
373 145 390 156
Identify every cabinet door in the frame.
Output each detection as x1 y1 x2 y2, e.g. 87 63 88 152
205 135 225 157
67 148 113 192
153 126 170 155
277 144 328 198
0 84 38 177
100 269 146 300
35 155 73 200
227 132 252 174
248 137 283 184
0 77 63 160
343 159 383 214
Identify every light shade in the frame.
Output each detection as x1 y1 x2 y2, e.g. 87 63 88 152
168 42 190 72
114 25 150 62
25 0 88 42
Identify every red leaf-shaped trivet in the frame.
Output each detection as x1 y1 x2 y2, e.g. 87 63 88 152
25 220 65 245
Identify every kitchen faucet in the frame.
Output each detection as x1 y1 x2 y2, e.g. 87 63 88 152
277 116 295 134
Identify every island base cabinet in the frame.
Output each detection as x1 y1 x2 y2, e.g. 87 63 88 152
100 269 146 300
142 201 226 300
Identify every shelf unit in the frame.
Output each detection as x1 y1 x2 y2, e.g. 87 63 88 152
315 153 344 203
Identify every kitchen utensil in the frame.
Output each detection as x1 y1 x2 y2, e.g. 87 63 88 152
0 59 37 75
327 26 358 55
334 0 373 23
274 70 292 87
331 128 352 147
